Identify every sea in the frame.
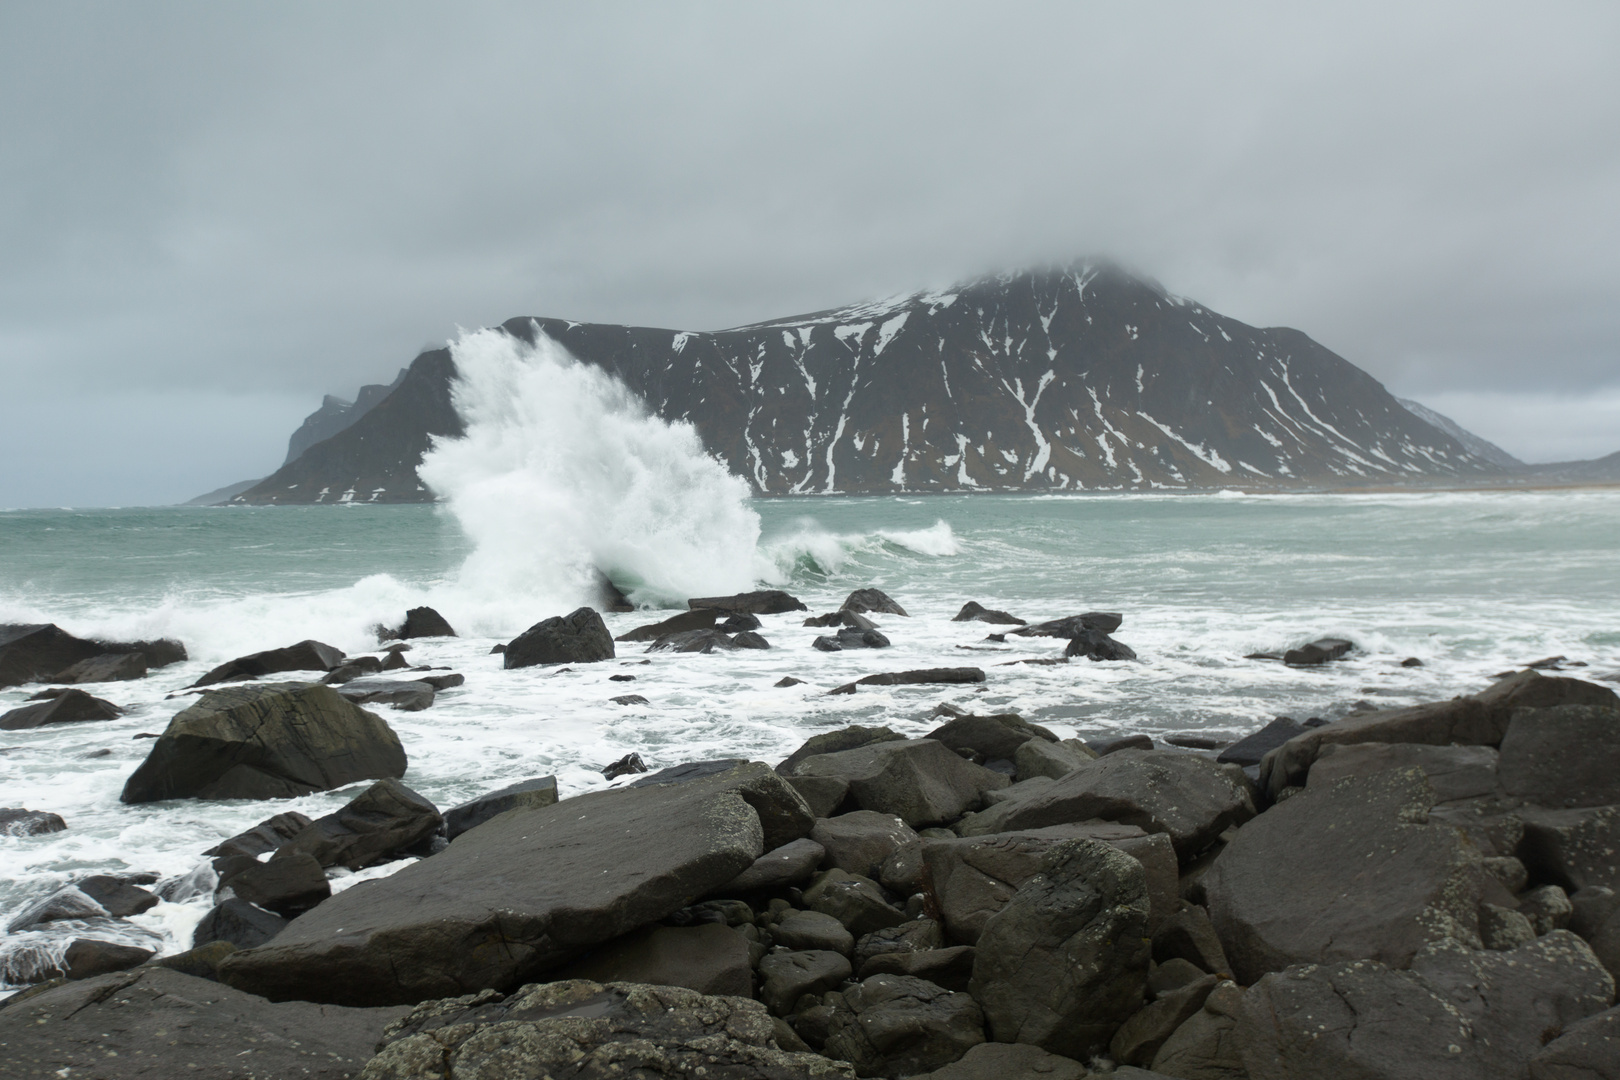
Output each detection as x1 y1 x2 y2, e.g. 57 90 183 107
2 331 1618 987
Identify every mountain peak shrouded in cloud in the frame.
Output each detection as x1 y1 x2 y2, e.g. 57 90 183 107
226 263 1513 504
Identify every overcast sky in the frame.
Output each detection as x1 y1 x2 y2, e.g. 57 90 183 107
3 2 1617 507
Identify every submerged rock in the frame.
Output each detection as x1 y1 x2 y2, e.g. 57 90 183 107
1282 636 1354 665
504 606 615 667
828 667 987 695
0 807 67 836
842 588 909 617
191 638 346 687
47 651 149 684
1010 612 1123 638
334 677 437 711
0 688 123 730
952 601 1026 625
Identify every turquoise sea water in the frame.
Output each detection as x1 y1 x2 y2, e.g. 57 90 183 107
2 489 1618 982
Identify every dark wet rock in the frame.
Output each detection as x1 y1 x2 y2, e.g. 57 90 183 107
788 775 853 818
593 571 636 613
1259 669 1620 800
1013 738 1097 781
952 601 1025 625
1520 804 1620 891
443 775 558 840
0 807 66 836
206 811 316 859
835 627 891 649
776 676 806 687
1153 903 1233 977
1089 733 1155 756
0 623 107 688
814 635 844 652
909 1042 1087 1080
1111 972 1220 1066
1282 636 1354 665
1308 741 1503 803
191 638 346 687
813 811 921 879
778 726 910 776
927 712 1058 762
323 655 385 683
223 852 332 917
488 643 506 653
1065 627 1138 661
720 611 762 632
807 608 880 629
553 923 753 997
733 630 772 649
772 909 856 955
853 920 944 967
47 651 149 684
602 751 648 779
504 606 615 668
970 837 1151 1059
1528 1005 1620 1079
219 762 791 1005
804 869 908 936
75 875 158 918
1215 717 1307 767
785 738 1009 828
6 886 107 932
716 837 827 894
841 588 908 617
609 673 637 681
334 677 437 711
0 967 409 1080
1498 703 1620 808
616 607 721 642
0 688 123 730
277 777 443 871
628 759 814 851
760 949 854 1016
194 897 288 950
822 973 984 1077
155 939 239 982
1206 768 1484 984
611 692 650 705
649 627 738 653
417 672 463 690
1011 612 1124 638
380 650 410 671
966 749 1254 859
121 682 406 803
391 606 457 639
827 668 987 696
1147 978 1246 1079
689 589 808 614
1403 656 1426 667
859 946 976 992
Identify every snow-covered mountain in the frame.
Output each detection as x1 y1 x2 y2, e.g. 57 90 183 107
1396 398 1523 471
231 262 1504 504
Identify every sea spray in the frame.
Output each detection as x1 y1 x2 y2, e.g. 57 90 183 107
419 327 763 614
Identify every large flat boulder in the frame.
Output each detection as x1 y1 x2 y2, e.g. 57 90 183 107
218 762 788 1005
784 739 1009 828
121 682 406 803
0 967 408 1080
688 589 808 614
0 688 123 730
970 837 1151 1059
1205 768 1484 984
503 606 614 667
1307 741 1502 803
1498 704 1620 808
778 725 908 775
191 638 346 687
1259 670 1620 799
615 607 720 642
961 749 1254 859
47 651 149 684
358 979 852 1079
276 777 442 869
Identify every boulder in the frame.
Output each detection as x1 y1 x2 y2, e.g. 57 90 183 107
223 852 332 916
1011 612 1124 637
121 682 406 803
0 688 123 730
629 758 815 850
828 668 986 695
790 775 854 818
759 949 854 1015
1571 886 1620 980
689 590 808 614
504 606 614 667
47 651 148 684
969 837 1151 1059
1065 628 1138 661
785 739 1009 828
823 974 984 1077
0 623 106 688
803 869 908 936
380 650 410 671
648 627 737 652
910 1042 1086 1080
834 627 891 649
1013 738 1095 781
553 923 753 997
1215 717 1306 767
219 762 790 1005
0 807 66 836
1528 1005 1620 1079
807 608 879 629
363 978 850 1079
1111 972 1220 1066
779 725 908 775
603 751 648 779
276 778 443 870
1282 637 1353 665
323 655 385 683
616 607 720 642
1308 741 1502 803
813 811 921 879
842 588 908 616
966 749 1254 859
1260 669 1620 799
772 909 856 955
721 611 763 632
860 946 977 992
395 606 456 639
0 967 409 1080
334 677 437 711
416 672 464 691
716 837 827 893
75 875 158 918
1521 884 1576 935
815 635 844 652
926 712 1059 762
1205 768 1484 984
6 886 107 932
1520 805 1620 891
206 810 316 858
442 775 558 840
1498 703 1620 808
156 940 239 982
1153 903 1233 977
58 938 156 980
1481 902 1540 951
194 897 288 950
1150 979 1247 1080
191 638 346 687
952 602 1025 625
734 630 771 649
1091 733 1156 756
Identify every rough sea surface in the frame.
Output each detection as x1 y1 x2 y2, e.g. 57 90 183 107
3 489 1618 986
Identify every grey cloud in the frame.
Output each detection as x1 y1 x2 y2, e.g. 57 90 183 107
3 1 1618 504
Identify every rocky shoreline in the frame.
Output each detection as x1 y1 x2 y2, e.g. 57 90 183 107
0 596 1617 1079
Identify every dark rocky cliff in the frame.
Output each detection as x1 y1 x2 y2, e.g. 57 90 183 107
233 263 1504 503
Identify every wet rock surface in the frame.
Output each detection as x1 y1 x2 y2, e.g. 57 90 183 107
503 606 615 667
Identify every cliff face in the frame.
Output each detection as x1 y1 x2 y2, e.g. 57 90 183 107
234 263 1503 504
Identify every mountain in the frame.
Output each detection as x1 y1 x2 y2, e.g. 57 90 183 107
1521 450 1620 485
283 368 407 465
1396 398 1524 471
232 262 1504 504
